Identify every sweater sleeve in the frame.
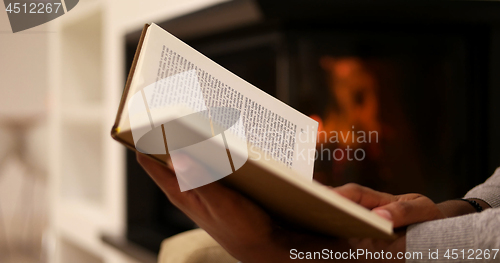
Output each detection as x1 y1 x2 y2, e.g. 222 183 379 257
406 168 500 262
464 167 500 208
406 208 500 262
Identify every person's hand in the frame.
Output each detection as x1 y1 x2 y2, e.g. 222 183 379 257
137 153 277 262
137 153 348 262
137 153 409 262
333 183 446 228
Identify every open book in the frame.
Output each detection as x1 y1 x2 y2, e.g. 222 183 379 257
111 23 393 239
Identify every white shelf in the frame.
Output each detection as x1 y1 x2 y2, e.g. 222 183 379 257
62 105 105 125
58 237 104 263
60 9 103 108
59 121 104 205
49 1 229 262
57 199 105 255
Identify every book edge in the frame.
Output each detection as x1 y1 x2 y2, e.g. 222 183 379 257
111 23 150 148
245 152 394 238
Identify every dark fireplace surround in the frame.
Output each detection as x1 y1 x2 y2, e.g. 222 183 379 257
123 0 500 254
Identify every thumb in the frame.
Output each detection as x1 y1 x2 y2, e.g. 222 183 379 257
372 194 445 228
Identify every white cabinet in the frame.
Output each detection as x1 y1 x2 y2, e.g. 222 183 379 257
48 0 227 262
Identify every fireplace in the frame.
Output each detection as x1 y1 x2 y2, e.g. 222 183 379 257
124 0 500 253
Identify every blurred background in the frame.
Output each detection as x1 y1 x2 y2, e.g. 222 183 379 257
1 0 500 262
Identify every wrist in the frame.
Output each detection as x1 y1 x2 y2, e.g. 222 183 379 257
437 198 491 218
466 198 491 211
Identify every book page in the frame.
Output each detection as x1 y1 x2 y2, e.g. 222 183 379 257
120 23 318 179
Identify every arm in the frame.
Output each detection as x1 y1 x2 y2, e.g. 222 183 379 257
436 198 490 218
406 169 500 262
137 151 500 262
336 168 500 223
137 153 407 262
406 209 500 262
435 168 500 217
464 167 500 208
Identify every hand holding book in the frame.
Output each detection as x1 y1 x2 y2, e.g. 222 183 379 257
136 153 412 262
333 184 446 228
115 23 498 263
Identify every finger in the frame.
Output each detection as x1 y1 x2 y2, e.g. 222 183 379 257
333 183 398 209
171 154 271 229
136 153 201 211
372 194 445 228
172 154 253 214
136 153 178 192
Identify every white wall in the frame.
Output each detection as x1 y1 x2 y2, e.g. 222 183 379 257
0 0 230 259
0 9 49 116
0 6 50 253
111 0 230 32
